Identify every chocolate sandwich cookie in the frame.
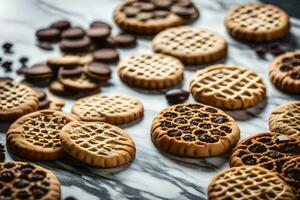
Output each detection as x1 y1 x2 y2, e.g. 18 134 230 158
59 36 92 53
61 27 86 40
87 26 111 41
90 21 112 30
50 20 71 31
84 62 111 82
93 48 119 63
111 33 137 48
23 62 54 81
36 28 61 42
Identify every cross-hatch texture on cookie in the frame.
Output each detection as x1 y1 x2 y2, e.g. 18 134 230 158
209 166 295 200
0 82 32 110
75 96 139 118
21 113 69 148
70 123 132 156
276 53 300 79
231 133 300 173
120 54 180 78
282 157 300 198
191 66 265 100
227 4 285 31
158 104 234 144
280 104 300 134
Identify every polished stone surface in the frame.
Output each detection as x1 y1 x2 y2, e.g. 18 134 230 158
0 0 299 199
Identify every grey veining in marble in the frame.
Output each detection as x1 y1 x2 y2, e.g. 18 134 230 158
0 0 299 199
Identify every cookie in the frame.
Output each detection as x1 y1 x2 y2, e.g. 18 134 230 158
113 0 199 35
0 161 61 199
0 81 39 120
71 94 144 124
7 110 77 160
151 103 240 157
281 156 300 198
23 62 54 82
84 62 111 82
208 165 296 200
152 26 227 64
59 36 92 53
60 121 136 167
117 53 184 89
269 101 300 140
224 3 290 42
47 53 93 68
268 51 300 93
190 65 266 110
48 95 65 111
93 48 119 63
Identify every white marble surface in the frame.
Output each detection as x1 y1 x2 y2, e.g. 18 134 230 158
0 0 299 199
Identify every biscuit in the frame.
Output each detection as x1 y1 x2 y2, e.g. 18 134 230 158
281 156 300 199
151 103 240 157
60 121 136 167
7 110 77 160
224 3 290 42
47 53 93 68
152 26 227 64
71 94 144 124
208 165 296 200
269 101 300 140
190 65 266 109
113 0 199 35
268 51 300 93
84 62 111 82
0 81 39 120
117 53 184 89
0 161 61 199
48 95 65 111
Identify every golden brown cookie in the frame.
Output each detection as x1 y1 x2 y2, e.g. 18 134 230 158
281 156 300 199
208 165 296 200
0 161 61 199
190 65 266 110
48 95 65 111
113 0 199 35
47 53 93 68
0 81 39 120
151 103 240 157
224 3 290 42
117 53 184 89
71 94 144 124
60 121 136 168
269 51 300 93
7 110 77 160
152 26 227 64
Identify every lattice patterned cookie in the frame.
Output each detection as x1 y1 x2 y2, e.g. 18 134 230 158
190 65 266 110
71 94 144 124
281 156 300 199
117 53 184 89
224 3 290 42
269 51 300 93
113 0 199 35
208 165 296 200
152 26 227 64
0 81 38 120
0 161 61 200
7 110 78 160
151 103 240 157
60 121 136 167
269 101 300 140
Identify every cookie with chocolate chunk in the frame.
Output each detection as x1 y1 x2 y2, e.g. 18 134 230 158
113 0 199 35
269 51 300 93
151 103 240 157
281 156 300 199
0 161 61 199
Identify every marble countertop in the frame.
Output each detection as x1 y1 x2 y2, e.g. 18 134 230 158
0 0 299 199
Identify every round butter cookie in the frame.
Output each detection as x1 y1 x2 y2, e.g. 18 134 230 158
151 103 240 157
117 53 184 89
190 65 266 110
224 3 290 42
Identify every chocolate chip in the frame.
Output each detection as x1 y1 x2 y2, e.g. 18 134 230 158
31 170 46 181
290 72 300 80
258 137 273 145
59 36 92 52
153 0 172 9
167 130 182 137
160 121 176 128
194 129 206 135
86 62 111 76
282 57 293 64
37 42 54 51
220 126 232 133
2 42 13 53
163 112 178 118
190 119 200 126
175 106 186 112
255 46 266 58
211 116 229 124
268 151 282 159
262 162 274 170
62 27 85 40
14 178 30 188
210 129 226 136
59 66 83 78
198 113 209 118
175 118 187 124
278 144 300 154
165 89 189 105
205 107 218 113
1 188 12 196
17 191 30 199
31 186 47 198
279 65 290 72
199 123 211 129
93 48 119 63
3 162 15 168
87 27 111 41
2 61 13 69
249 144 267 153
242 156 256 165
183 135 195 141
188 104 202 109
36 28 61 42
112 33 137 48
90 21 112 30
198 134 218 143
0 171 15 182
19 57 29 64
136 12 154 21
171 5 195 18
50 20 71 31
124 6 140 17
276 135 290 143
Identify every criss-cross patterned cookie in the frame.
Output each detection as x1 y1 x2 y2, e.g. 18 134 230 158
117 53 184 89
113 0 199 35
0 161 61 200
281 156 300 199
60 121 136 167
152 26 227 64
224 3 290 42
71 94 144 124
269 101 300 140
7 110 77 160
190 65 266 110
269 52 300 93
0 81 38 120
151 103 240 157
208 165 296 200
